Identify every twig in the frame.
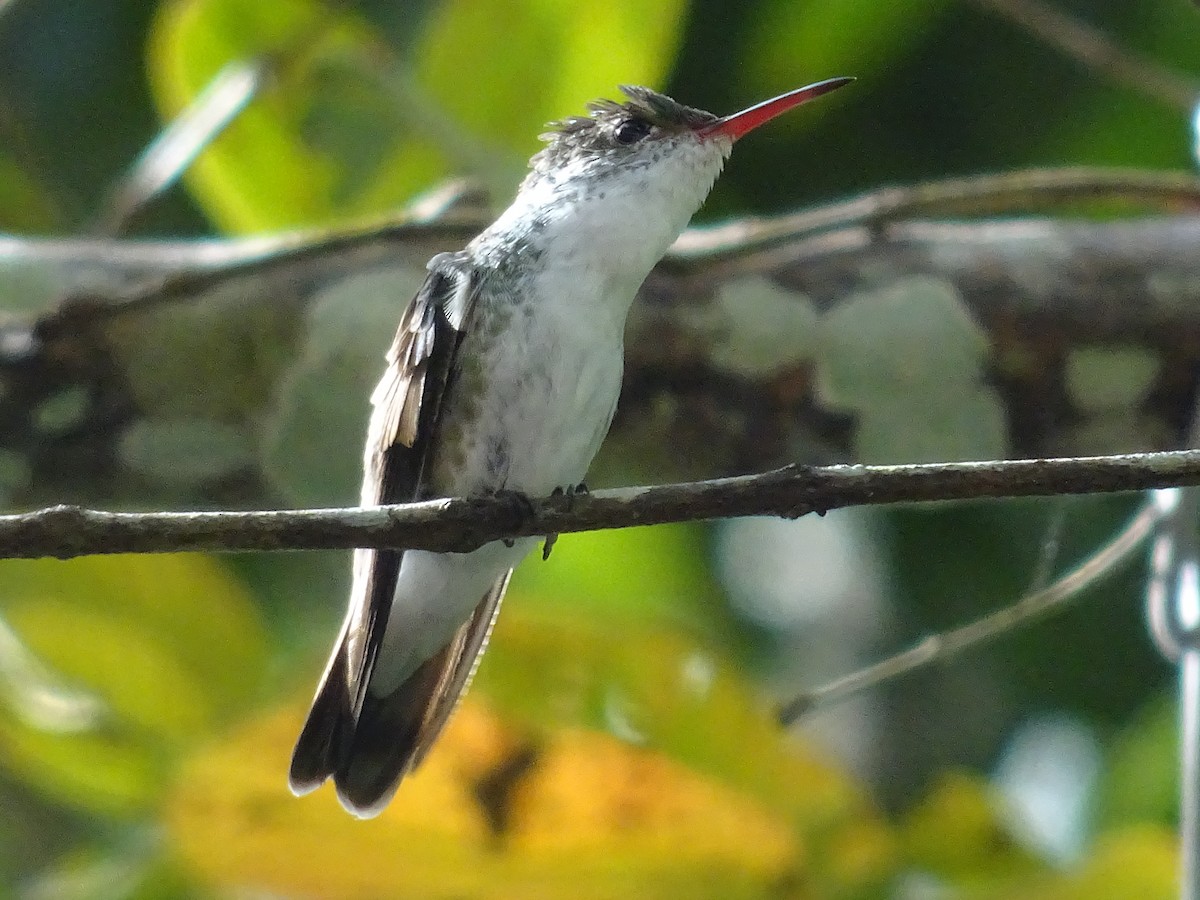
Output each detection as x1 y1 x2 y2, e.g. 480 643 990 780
778 497 1163 723
3 450 1200 560
89 59 268 236
967 0 1200 113
1026 500 1070 593
88 3 349 235
672 168 1200 257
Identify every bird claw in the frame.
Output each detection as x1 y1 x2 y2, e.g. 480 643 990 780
553 482 589 508
494 488 537 516
541 483 589 559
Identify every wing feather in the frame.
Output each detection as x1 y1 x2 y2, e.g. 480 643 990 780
290 251 502 808
410 569 512 768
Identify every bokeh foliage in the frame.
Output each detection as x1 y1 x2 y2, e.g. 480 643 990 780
0 0 1194 896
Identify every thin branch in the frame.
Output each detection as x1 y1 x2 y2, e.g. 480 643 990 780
778 496 1163 724
89 59 268 236
88 3 350 235
967 0 1200 113
672 168 1200 257
1026 499 1070 593
4 450 1200 560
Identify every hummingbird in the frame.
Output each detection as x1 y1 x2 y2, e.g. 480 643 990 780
288 77 853 817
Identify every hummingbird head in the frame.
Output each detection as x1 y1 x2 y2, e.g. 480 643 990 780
482 79 852 295
529 78 853 193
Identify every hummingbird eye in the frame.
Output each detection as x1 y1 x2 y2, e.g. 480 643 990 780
613 117 653 145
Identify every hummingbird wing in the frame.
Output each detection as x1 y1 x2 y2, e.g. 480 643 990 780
289 252 509 814
406 568 512 768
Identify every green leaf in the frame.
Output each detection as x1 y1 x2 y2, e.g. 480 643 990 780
1016 826 1177 900
149 0 371 230
1097 695 1177 829
148 0 689 232
414 0 689 158
0 555 269 814
22 842 199 900
900 771 1044 885
6 601 216 743
1029 4 1194 172
0 555 268 718
1 724 165 817
739 0 951 110
0 154 60 232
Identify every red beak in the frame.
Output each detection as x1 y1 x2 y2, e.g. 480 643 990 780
699 77 854 142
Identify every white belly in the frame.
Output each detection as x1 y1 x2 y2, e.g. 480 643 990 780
452 292 625 497
372 537 536 691
371 291 624 694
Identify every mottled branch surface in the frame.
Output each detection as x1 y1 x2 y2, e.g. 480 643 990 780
6 450 1200 559
2 169 1200 510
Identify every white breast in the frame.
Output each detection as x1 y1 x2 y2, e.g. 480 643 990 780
458 276 625 498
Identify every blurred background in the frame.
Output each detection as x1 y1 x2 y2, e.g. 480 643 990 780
0 0 1197 896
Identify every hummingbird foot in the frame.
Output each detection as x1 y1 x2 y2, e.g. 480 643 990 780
491 489 538 548
541 483 590 560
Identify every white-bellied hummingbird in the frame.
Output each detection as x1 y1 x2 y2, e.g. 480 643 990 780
289 77 853 817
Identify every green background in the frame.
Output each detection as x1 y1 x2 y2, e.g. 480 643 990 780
0 0 1194 896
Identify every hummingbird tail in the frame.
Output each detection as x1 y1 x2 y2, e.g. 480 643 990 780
331 646 459 817
330 571 513 818
288 635 355 797
286 624 426 816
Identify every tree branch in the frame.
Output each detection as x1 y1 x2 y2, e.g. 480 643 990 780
778 497 1162 723
966 0 1200 113
5 449 1200 559
5 170 1200 509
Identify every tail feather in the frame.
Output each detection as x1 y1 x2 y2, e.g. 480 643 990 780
333 645 457 816
289 571 513 818
288 639 354 796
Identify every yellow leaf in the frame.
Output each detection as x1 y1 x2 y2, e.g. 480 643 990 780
167 701 804 899
1005 825 1177 900
477 608 868 828
901 770 1042 883
474 609 895 895
504 730 795 874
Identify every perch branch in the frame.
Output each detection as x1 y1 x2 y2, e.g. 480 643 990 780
2 449 1200 560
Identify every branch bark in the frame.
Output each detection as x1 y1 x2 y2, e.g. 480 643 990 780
4 169 1200 509
5 449 1200 559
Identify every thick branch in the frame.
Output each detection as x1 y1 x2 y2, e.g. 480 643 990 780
5 171 1200 509
5 450 1200 559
